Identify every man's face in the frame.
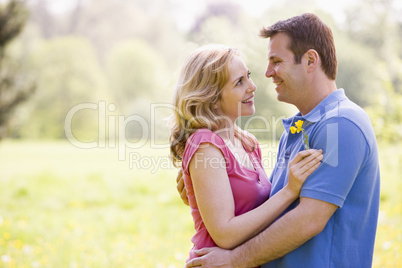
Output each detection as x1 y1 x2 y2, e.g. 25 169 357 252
265 33 306 105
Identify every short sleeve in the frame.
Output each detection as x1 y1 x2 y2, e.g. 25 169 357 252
182 129 232 176
300 117 369 207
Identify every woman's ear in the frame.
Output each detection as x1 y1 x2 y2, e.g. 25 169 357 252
213 101 223 116
213 100 220 111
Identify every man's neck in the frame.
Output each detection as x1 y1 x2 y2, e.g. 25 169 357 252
298 82 337 115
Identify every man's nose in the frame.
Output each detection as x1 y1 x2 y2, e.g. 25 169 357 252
265 65 274 78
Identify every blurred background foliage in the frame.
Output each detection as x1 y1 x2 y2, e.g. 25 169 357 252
0 0 401 267
0 0 400 143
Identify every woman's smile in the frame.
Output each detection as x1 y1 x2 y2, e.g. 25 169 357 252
242 95 254 105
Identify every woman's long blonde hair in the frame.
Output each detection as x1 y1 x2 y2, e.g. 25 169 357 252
169 44 256 167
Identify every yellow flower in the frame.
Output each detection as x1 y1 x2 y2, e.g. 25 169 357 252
13 239 23 250
290 120 310 150
294 120 304 133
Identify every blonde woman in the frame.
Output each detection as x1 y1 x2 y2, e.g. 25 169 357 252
169 45 322 264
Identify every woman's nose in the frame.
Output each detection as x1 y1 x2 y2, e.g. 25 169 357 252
247 80 257 92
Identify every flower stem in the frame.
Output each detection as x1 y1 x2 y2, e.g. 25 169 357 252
302 129 309 150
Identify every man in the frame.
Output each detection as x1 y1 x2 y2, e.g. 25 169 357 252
180 13 380 267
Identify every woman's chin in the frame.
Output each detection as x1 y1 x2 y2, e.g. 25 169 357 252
240 110 255 117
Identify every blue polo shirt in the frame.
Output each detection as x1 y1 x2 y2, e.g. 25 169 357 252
262 89 380 268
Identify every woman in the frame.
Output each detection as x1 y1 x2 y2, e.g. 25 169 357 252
169 45 322 263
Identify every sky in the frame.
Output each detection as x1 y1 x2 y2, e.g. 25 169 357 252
166 0 359 31
42 0 355 19
34 0 402 32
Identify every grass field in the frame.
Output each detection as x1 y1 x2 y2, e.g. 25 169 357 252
0 140 400 267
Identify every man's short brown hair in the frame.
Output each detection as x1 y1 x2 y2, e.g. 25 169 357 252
260 13 337 80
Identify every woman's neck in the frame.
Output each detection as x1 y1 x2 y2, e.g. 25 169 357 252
215 125 236 144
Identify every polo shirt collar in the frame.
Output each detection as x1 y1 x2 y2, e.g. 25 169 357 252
282 89 347 131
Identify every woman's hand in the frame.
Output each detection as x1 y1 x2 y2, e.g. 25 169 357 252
286 149 323 197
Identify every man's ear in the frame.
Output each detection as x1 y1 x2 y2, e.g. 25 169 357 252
305 49 319 72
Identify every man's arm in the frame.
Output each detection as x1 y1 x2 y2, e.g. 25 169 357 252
232 197 337 267
186 197 337 268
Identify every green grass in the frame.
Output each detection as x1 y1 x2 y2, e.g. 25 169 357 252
0 140 400 267
0 140 193 267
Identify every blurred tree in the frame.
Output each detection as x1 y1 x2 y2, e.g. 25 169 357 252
0 0 35 139
343 0 402 142
24 0 185 141
28 0 183 66
28 0 54 38
16 36 108 140
71 0 149 63
191 1 241 34
106 39 168 114
344 0 402 94
334 31 383 107
365 75 402 142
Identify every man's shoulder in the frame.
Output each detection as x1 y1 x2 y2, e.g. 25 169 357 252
315 98 378 152
321 98 373 132
325 98 365 119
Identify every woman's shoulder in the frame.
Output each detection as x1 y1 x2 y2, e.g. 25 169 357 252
188 129 225 147
182 129 229 172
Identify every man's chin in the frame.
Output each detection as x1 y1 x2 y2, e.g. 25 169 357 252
277 95 295 108
276 94 287 102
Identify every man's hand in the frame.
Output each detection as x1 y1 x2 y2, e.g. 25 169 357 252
176 169 189 206
185 247 234 268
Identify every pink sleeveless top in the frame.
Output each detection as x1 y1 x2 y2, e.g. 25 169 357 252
182 129 271 261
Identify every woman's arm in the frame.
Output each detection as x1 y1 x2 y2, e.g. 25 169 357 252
190 146 322 249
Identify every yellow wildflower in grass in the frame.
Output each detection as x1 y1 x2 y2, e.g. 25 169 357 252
3 232 10 240
13 239 23 250
291 120 310 150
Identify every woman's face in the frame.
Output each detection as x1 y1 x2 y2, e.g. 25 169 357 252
215 55 257 124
